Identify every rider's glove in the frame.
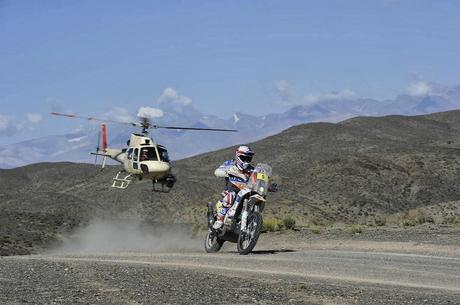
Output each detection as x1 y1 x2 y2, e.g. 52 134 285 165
268 183 278 192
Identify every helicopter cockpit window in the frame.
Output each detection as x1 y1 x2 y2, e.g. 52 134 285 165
157 146 170 162
133 148 139 162
139 147 159 161
127 148 133 160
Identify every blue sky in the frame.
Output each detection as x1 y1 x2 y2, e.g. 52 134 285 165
1 0 460 144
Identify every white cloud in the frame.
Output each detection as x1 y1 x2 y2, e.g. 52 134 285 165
157 87 192 106
406 81 431 96
0 115 13 131
26 113 43 123
0 114 22 136
303 89 357 104
274 80 357 106
0 112 43 136
137 106 164 118
274 80 294 105
106 107 136 123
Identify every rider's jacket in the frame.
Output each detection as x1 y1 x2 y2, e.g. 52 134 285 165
214 159 254 193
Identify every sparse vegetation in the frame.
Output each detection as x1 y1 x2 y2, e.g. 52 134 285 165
282 216 296 230
310 225 322 234
449 215 460 226
385 207 445 227
404 209 434 226
262 216 297 232
349 224 362 234
262 218 282 232
374 216 386 226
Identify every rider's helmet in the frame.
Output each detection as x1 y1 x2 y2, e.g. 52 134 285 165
235 145 254 170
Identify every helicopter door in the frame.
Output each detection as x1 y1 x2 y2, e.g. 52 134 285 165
157 146 170 162
132 148 139 170
125 148 133 171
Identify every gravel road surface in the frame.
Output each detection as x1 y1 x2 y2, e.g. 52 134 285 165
1 244 459 305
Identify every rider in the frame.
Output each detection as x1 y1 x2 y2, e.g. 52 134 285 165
212 145 255 229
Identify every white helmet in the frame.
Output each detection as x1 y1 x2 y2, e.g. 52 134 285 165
235 145 254 170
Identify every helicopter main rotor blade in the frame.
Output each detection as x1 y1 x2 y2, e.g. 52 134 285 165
152 125 238 132
51 112 238 132
50 112 139 127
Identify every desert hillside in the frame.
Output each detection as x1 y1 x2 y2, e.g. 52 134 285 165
1 110 460 255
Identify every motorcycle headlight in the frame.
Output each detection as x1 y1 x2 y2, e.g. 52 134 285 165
259 187 265 194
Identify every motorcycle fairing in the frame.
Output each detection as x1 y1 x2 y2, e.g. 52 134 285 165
227 188 251 218
228 175 248 190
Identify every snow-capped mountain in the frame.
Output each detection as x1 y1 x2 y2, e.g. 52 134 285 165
1 83 459 169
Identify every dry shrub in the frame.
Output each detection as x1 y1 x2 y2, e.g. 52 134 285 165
374 216 386 226
349 224 362 234
403 209 434 226
449 215 460 226
263 218 282 232
282 216 296 230
310 225 322 234
386 208 435 227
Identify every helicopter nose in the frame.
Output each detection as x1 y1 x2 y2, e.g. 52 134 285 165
142 161 170 174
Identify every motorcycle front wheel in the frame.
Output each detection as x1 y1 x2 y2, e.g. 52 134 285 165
237 212 263 255
204 229 225 253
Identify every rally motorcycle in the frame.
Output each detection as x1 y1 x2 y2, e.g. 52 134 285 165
205 163 274 255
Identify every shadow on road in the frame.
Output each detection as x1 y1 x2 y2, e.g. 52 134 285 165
248 249 297 255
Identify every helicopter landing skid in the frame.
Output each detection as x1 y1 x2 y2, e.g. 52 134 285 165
112 171 133 189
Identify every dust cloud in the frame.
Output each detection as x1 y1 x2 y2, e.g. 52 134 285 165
50 219 201 254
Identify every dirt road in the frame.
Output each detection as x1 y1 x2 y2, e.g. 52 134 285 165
1 238 459 305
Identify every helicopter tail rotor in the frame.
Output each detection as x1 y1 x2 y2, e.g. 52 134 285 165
101 124 108 168
93 124 108 168
101 124 108 151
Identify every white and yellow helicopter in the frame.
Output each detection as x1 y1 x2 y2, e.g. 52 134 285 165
51 112 237 192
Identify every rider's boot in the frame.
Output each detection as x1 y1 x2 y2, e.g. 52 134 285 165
212 214 224 229
213 191 235 229
213 205 228 229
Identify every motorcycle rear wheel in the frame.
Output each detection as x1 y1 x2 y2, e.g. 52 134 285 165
204 229 225 253
237 212 262 255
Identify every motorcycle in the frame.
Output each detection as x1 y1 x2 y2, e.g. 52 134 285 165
205 163 275 255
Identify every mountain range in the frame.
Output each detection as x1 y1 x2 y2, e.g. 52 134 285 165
1 82 459 169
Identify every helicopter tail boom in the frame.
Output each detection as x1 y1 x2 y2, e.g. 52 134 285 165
91 124 124 168
90 149 124 164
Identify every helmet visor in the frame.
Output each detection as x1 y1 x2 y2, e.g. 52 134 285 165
239 155 253 163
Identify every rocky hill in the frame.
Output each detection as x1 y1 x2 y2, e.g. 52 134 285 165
2 110 460 255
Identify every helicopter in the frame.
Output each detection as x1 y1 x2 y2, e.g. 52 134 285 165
50 112 237 192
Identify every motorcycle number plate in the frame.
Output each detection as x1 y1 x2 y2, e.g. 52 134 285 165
257 173 268 182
